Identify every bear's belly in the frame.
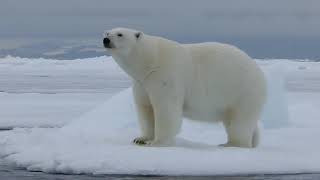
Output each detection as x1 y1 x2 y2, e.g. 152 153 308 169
180 59 246 122
182 107 223 122
182 95 227 122
182 75 240 122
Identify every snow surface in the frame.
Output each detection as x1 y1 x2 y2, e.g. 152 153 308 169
0 56 130 128
0 56 129 94
0 93 110 128
0 56 319 175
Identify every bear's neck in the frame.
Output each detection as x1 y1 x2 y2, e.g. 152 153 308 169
112 38 159 85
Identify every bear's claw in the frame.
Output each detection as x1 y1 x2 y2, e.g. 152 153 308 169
133 138 147 145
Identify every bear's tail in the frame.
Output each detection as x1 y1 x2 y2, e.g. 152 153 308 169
252 126 260 148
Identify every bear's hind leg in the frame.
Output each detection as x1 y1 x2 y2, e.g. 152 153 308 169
221 120 255 148
221 105 261 148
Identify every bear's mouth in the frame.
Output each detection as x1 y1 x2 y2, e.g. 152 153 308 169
104 43 113 49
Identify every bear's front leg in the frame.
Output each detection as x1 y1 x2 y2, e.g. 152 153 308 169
132 83 155 145
133 104 155 145
145 94 183 146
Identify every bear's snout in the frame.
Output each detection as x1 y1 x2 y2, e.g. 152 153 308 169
103 38 112 48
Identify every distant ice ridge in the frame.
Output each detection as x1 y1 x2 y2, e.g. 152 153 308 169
259 62 289 128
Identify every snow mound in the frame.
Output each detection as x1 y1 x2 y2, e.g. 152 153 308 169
1 58 319 175
1 87 320 175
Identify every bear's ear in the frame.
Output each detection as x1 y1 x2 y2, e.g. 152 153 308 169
135 32 143 40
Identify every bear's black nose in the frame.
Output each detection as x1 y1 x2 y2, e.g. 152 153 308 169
103 38 111 48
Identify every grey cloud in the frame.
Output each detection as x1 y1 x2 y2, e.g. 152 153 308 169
0 0 319 38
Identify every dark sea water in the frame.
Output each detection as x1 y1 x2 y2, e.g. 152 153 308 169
1 36 320 61
1 161 320 180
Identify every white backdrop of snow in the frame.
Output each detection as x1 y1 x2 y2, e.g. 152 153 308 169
0 57 319 175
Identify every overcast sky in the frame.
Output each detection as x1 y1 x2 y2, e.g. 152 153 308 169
1 0 320 40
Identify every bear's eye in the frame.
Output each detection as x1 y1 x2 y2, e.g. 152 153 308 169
117 33 123 37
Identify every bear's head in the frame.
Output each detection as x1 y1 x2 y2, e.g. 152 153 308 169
103 28 143 55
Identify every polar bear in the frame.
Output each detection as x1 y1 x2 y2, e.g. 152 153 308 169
103 28 266 148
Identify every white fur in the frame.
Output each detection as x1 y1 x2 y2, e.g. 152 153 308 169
104 28 266 148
